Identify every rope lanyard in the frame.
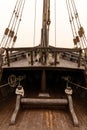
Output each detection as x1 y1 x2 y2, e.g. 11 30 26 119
66 0 79 48
5 0 20 47
71 0 87 49
0 0 25 48
6 0 24 48
66 0 87 48
12 0 26 48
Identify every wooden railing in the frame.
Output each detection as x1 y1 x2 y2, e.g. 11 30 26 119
2 47 83 67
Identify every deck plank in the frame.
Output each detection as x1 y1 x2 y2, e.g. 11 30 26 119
3 58 84 70
0 95 87 130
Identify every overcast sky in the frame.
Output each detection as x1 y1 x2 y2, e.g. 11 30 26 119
0 0 87 48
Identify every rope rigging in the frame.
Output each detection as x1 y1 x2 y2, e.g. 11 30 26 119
0 0 87 50
66 0 87 49
66 0 80 48
0 0 25 48
12 0 25 48
71 0 87 48
5 0 23 48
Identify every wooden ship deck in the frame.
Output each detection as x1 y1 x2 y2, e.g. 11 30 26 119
0 49 87 129
0 0 87 129
0 92 87 130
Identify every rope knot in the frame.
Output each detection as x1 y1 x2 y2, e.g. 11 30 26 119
15 85 24 97
65 87 73 95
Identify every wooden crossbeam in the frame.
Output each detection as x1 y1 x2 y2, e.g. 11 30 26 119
21 98 68 105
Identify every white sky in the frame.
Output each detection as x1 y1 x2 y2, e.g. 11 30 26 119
0 0 87 48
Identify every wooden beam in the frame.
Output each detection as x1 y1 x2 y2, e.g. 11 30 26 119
78 50 82 67
21 98 68 106
10 95 21 125
67 95 79 127
4 47 81 53
6 49 10 67
41 70 46 92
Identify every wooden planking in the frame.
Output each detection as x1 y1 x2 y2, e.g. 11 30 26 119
3 58 84 70
0 95 87 130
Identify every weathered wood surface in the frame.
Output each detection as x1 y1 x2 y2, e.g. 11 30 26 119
21 98 68 105
3 58 84 70
11 95 21 125
0 95 87 130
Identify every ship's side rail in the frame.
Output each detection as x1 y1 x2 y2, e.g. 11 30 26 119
2 47 83 68
61 51 85 65
2 50 26 65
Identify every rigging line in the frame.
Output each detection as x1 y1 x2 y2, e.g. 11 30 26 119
71 0 87 49
14 0 25 38
66 0 74 37
66 0 81 48
69 81 87 91
69 0 87 48
9 0 23 34
5 0 23 48
71 0 81 27
67 0 77 36
12 0 23 31
0 35 6 47
33 0 37 47
82 35 87 48
3 0 22 48
9 0 24 47
80 38 85 49
83 35 87 44
0 0 20 47
5 0 21 45
54 0 56 47
71 0 87 48
66 0 77 37
71 0 80 28
68 0 82 48
66 0 78 48
12 0 26 48
8 0 20 28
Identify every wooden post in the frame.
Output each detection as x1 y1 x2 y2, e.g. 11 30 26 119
54 52 57 65
10 95 21 125
31 51 33 65
84 53 87 85
41 69 46 92
67 95 79 126
0 49 3 80
6 49 10 67
78 49 82 67
65 86 79 127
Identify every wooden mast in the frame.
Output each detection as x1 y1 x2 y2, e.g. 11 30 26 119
41 0 50 47
40 0 50 93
